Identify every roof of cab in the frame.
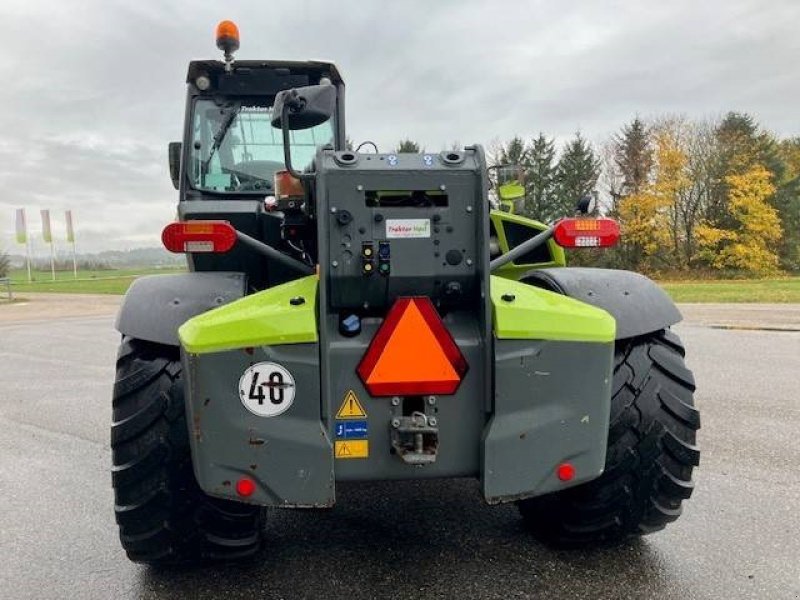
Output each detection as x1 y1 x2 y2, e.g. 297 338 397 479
186 60 344 86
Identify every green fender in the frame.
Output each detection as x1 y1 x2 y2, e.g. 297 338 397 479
490 276 616 343
179 275 318 354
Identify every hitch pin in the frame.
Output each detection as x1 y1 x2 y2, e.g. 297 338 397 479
411 411 428 455
411 411 428 427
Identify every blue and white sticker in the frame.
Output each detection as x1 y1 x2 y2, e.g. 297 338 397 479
387 154 398 167
423 154 434 167
335 420 369 439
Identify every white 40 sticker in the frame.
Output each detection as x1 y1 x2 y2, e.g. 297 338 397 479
238 362 295 417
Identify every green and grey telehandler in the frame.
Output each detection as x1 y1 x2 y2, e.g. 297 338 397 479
112 21 699 564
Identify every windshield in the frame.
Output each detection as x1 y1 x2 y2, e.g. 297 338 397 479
188 98 334 194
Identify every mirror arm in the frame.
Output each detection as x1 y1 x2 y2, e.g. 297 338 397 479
281 103 314 182
235 230 315 275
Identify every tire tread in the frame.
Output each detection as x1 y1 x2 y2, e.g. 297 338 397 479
518 328 700 547
112 337 264 564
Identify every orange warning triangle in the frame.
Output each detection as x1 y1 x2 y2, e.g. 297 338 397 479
357 297 467 396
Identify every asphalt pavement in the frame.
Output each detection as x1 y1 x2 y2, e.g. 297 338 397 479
0 299 799 599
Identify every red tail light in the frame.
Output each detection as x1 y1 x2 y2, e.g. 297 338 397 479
161 220 237 253
553 217 620 248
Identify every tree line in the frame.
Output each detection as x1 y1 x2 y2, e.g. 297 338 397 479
382 113 799 276
490 113 800 276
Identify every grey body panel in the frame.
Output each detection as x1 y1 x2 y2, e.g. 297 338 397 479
316 150 488 311
326 312 486 480
315 149 494 478
482 339 613 503
116 272 245 346
522 267 681 340
183 343 335 507
177 148 615 506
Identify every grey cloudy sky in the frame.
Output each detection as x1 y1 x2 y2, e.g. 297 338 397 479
1 0 798 254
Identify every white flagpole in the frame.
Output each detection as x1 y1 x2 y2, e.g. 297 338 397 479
26 237 32 283
50 239 56 282
66 210 77 279
41 209 55 281
15 208 32 282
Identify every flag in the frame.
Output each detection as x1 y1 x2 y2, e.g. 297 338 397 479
15 209 27 244
65 210 75 243
41 209 52 243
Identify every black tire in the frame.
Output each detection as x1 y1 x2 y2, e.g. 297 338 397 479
518 328 700 547
112 337 265 564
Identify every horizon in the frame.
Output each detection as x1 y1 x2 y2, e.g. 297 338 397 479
1 0 798 253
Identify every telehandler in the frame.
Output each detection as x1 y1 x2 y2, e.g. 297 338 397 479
112 21 699 563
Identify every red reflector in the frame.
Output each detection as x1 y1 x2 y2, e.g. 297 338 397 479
553 217 620 248
557 463 576 482
236 477 256 497
357 297 468 397
161 220 236 254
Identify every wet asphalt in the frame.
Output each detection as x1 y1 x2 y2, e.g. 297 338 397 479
0 312 798 599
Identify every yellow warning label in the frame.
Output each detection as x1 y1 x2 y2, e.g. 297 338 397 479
335 440 369 459
336 390 367 419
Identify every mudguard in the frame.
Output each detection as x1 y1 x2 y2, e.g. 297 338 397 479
521 267 681 340
115 272 246 346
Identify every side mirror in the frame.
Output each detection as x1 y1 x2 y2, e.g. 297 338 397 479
271 84 336 130
168 142 182 190
575 193 597 215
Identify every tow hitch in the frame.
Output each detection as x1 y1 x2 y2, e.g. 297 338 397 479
390 411 439 465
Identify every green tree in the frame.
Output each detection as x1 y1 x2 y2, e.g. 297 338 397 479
494 136 528 166
554 132 600 218
396 139 422 153
614 117 653 198
0 250 9 278
523 133 557 221
773 138 800 270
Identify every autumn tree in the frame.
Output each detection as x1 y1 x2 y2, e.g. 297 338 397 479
708 113 781 222
703 112 798 272
616 128 687 272
677 119 719 267
696 165 782 275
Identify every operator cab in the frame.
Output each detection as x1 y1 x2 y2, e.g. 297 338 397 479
169 21 345 199
168 23 346 290
179 60 345 198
